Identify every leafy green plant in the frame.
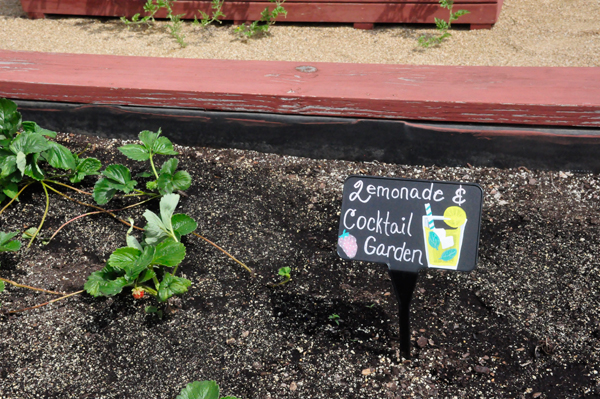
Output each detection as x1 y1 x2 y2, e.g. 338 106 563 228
122 0 187 47
93 128 190 205
85 194 196 302
177 380 239 399
270 266 291 286
0 98 102 246
418 0 469 48
194 0 226 27
329 313 341 325
235 0 287 38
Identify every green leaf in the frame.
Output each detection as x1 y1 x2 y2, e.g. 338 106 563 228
0 154 16 178
102 164 137 193
0 231 21 252
157 170 192 195
127 235 143 251
0 280 4 293
143 209 169 245
146 180 158 190
22 227 37 238
119 144 150 161
158 273 191 302
160 158 178 175
428 231 441 250
278 266 291 277
10 133 51 155
108 247 142 270
172 214 197 236
152 240 186 267
138 268 156 283
23 153 45 180
153 136 178 156
43 142 77 171
139 130 159 150
176 380 220 399
16 151 26 174
160 193 179 233
127 246 155 281
0 98 22 139
93 178 117 205
93 165 137 204
84 265 128 297
70 157 102 183
21 121 56 137
2 181 18 199
440 248 457 261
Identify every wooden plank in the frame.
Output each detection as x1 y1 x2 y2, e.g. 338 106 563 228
1 50 599 128
20 0 501 25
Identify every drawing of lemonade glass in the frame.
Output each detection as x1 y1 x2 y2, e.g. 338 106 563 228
422 206 467 270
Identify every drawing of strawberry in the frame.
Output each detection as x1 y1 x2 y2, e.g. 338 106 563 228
338 230 358 258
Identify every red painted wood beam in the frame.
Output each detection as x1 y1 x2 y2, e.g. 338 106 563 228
0 50 598 128
20 0 501 25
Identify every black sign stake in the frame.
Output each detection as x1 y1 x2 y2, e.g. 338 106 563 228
388 270 419 359
338 176 483 358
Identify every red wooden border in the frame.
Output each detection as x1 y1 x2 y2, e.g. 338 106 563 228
20 0 502 26
1 50 599 128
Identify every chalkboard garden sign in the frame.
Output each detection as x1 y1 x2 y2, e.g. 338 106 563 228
337 175 483 357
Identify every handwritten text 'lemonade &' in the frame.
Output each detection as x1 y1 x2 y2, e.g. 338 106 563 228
344 180 447 266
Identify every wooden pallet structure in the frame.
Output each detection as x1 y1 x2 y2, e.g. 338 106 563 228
1 50 599 171
20 0 503 29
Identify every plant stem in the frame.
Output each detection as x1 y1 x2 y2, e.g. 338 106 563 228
44 180 92 196
0 181 34 217
43 184 145 231
192 232 255 276
7 290 84 314
28 182 50 247
141 285 158 296
0 277 66 295
149 153 159 180
45 196 158 244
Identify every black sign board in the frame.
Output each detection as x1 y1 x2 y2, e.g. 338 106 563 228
338 176 483 272
337 176 483 358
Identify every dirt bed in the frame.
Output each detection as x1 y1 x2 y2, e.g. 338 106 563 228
1 133 600 398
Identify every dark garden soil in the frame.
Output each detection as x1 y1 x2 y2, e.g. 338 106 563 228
1 132 600 399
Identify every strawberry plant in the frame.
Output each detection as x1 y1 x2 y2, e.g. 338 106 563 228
84 193 197 302
1 98 102 246
93 129 191 205
235 0 287 38
418 0 470 48
177 380 240 399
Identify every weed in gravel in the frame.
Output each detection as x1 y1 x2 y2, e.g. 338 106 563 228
235 0 287 38
193 0 226 27
418 0 470 47
122 0 188 46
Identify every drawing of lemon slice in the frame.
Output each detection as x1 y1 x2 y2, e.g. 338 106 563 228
443 206 467 228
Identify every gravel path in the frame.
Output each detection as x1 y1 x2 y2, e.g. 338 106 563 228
1 0 599 66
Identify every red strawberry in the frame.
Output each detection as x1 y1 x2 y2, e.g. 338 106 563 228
132 287 145 299
338 230 358 258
